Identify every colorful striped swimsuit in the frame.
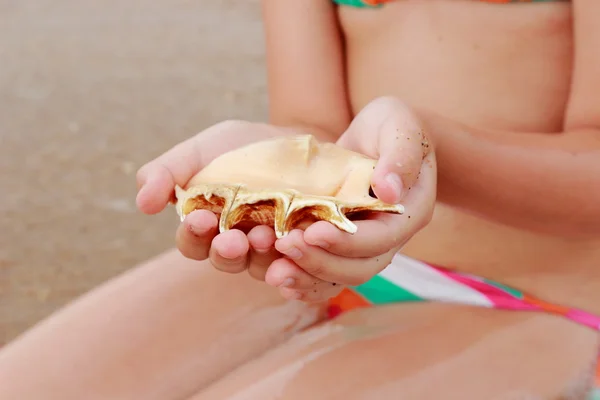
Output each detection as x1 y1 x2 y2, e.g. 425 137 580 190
333 0 567 7
327 253 600 399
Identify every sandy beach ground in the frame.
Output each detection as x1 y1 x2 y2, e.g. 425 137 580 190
0 0 267 342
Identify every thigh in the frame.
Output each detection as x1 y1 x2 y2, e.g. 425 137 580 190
0 249 324 400
193 303 600 400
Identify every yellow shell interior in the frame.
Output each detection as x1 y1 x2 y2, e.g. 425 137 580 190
174 134 404 238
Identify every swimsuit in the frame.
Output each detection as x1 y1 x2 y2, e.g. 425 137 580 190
327 254 600 399
333 0 566 8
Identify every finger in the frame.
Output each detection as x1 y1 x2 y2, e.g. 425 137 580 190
136 138 203 214
279 284 344 304
303 219 404 258
246 225 279 281
371 102 429 201
136 120 277 215
175 210 219 260
264 257 326 290
396 148 437 230
338 96 429 204
304 148 437 257
278 287 304 301
265 240 350 302
209 229 250 274
275 230 396 286
269 257 344 303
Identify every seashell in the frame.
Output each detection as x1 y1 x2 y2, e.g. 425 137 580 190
174 134 404 238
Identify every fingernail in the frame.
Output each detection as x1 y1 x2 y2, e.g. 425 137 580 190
308 240 329 249
188 224 201 236
281 246 302 260
253 247 270 254
280 277 296 288
384 173 403 202
218 252 245 262
188 223 209 237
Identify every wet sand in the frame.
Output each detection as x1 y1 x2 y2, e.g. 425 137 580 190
0 0 267 342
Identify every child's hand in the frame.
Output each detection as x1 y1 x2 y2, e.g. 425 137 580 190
265 97 436 302
136 121 285 275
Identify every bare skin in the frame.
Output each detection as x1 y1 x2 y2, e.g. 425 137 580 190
192 305 598 400
1 252 596 399
1 0 599 399
0 251 324 399
334 0 600 314
264 0 600 314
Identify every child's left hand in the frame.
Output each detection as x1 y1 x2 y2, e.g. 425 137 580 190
265 97 437 302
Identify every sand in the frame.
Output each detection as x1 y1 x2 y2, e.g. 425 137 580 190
0 0 267 342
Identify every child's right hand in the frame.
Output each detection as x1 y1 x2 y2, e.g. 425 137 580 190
136 120 289 277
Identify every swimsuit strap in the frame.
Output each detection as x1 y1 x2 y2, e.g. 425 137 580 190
332 0 567 7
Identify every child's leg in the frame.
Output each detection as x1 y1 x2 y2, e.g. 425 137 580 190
0 249 324 400
193 303 600 400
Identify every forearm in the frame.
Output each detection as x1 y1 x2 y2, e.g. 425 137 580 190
261 0 352 145
423 111 600 237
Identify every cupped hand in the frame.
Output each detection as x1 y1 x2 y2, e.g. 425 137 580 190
136 120 285 275
136 98 436 305
263 97 437 302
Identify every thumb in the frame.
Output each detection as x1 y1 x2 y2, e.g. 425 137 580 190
338 97 430 204
370 119 427 204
